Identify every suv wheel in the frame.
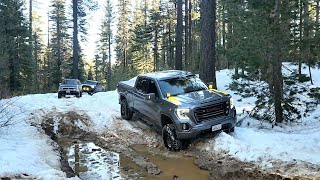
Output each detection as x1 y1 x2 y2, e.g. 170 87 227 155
162 124 189 151
76 92 81 98
120 99 133 120
58 93 62 99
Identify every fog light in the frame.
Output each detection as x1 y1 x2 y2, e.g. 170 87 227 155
182 123 189 131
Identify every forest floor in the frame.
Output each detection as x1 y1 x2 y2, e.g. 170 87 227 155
0 64 320 179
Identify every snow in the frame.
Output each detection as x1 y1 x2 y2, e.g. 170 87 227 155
0 63 320 178
0 116 69 179
0 91 124 179
211 63 320 175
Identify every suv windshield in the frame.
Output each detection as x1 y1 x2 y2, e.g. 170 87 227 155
63 79 78 85
158 76 208 97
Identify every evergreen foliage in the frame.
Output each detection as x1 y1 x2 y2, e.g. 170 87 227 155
0 0 34 94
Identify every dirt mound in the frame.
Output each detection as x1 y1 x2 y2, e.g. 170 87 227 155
41 110 92 140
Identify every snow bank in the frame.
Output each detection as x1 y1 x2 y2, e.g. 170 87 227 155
209 63 320 172
0 116 71 179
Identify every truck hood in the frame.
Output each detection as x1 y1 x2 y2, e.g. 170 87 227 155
167 90 227 106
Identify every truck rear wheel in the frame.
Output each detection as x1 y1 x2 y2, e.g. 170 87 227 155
162 124 189 151
120 99 133 120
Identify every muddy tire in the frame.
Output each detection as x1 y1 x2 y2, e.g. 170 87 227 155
76 92 81 98
58 93 62 99
162 124 189 151
120 99 133 120
225 127 235 134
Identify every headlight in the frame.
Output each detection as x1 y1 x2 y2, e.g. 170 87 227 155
176 108 190 119
230 97 234 109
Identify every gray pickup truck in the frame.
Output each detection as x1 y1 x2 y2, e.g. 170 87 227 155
58 79 82 98
117 70 237 151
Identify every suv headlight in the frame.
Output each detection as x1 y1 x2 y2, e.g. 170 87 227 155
176 108 190 119
230 97 234 109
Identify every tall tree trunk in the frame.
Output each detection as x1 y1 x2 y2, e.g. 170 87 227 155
34 32 39 91
304 0 313 84
73 0 79 79
57 15 62 84
47 9 51 89
222 3 226 69
154 27 159 71
199 0 217 87
184 0 189 70
317 0 320 31
273 0 283 123
227 22 233 70
108 35 112 91
188 0 193 70
299 0 303 77
95 55 98 80
168 20 174 69
175 0 183 70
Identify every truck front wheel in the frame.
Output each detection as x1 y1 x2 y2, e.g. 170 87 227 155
162 124 189 151
120 99 133 120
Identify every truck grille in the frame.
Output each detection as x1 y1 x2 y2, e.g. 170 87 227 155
194 102 228 122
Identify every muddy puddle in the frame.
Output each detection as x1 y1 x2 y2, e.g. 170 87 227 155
129 144 209 180
58 138 208 180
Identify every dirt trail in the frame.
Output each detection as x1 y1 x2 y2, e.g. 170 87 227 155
36 110 316 179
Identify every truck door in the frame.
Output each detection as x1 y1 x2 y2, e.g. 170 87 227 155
133 77 149 115
144 79 162 126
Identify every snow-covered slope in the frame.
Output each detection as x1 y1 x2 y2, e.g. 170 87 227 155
0 63 319 178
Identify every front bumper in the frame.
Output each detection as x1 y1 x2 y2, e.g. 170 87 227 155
175 108 237 139
58 90 80 95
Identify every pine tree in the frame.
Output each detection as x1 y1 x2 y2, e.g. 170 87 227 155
98 0 113 90
115 0 131 71
49 0 70 88
0 0 34 93
72 0 97 79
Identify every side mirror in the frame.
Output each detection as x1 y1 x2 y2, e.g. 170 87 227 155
146 93 156 101
59 83 62 86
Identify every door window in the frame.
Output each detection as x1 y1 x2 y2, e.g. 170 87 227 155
136 77 149 94
147 80 159 97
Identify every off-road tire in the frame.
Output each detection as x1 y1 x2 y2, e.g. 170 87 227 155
120 99 133 120
225 127 235 134
76 92 81 98
162 124 189 151
58 93 62 99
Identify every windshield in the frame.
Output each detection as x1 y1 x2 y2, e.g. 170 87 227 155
158 76 208 97
83 81 97 85
62 79 78 85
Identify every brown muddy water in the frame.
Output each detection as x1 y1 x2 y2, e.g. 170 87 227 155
130 144 209 180
58 138 209 179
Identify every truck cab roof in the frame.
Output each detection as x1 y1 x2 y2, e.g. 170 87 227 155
138 70 194 80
